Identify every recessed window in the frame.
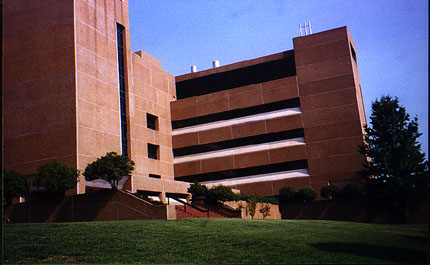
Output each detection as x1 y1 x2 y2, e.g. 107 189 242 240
149 174 161 179
148 144 159 160
146 113 158 130
117 23 128 157
350 43 357 64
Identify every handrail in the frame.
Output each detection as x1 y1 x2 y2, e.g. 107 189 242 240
113 202 158 220
196 199 242 218
169 195 209 215
120 190 159 206
213 201 241 212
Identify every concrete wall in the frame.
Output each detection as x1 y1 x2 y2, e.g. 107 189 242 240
3 0 77 176
75 0 132 193
4 190 169 223
293 26 367 193
129 50 176 189
224 201 281 220
3 0 187 197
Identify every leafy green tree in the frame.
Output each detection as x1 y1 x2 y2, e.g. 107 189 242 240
359 96 429 215
320 185 341 199
278 186 297 203
2 170 30 205
188 181 208 199
207 185 235 202
83 152 135 189
36 160 79 194
295 187 317 202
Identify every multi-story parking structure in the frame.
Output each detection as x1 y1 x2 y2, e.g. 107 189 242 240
171 27 367 196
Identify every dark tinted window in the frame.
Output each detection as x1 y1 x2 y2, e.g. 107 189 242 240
147 113 158 130
174 128 304 157
148 144 159 160
172 98 300 129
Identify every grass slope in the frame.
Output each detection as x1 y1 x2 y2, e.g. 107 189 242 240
3 219 428 264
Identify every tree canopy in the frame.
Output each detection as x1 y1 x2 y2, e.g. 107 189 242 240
36 160 79 194
359 96 428 214
2 170 30 205
83 152 135 189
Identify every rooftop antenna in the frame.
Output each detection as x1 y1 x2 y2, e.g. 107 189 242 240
299 21 312 36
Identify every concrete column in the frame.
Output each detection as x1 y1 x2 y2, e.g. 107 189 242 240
159 192 167 204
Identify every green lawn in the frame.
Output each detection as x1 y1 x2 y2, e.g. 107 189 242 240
2 219 428 264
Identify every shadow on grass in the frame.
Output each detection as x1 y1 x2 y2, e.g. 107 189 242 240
309 242 427 263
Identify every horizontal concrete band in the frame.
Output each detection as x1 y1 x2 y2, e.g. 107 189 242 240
172 107 301 136
201 169 310 186
175 159 308 183
174 137 305 164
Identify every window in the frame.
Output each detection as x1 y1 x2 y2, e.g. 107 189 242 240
148 144 159 160
149 174 161 179
146 113 158 130
350 43 357 64
117 23 128 156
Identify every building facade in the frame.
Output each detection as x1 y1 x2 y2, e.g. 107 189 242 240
3 0 366 200
3 0 188 199
172 27 367 196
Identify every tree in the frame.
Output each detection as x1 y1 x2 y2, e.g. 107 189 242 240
320 185 340 199
278 186 297 203
188 181 208 199
295 187 317 202
206 185 235 202
246 198 257 219
36 160 79 194
2 170 30 205
359 96 428 215
83 152 135 189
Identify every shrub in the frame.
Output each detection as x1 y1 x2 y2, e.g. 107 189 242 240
246 198 257 219
187 183 279 204
188 182 208 199
207 185 235 202
278 186 297 203
36 160 79 194
236 193 278 204
295 187 317 202
259 203 271 219
259 196 278 205
340 182 363 198
320 185 341 199
2 170 30 205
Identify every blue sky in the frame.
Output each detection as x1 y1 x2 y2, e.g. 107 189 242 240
129 0 428 158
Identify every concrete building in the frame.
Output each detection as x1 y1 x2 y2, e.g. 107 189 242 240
172 27 367 196
3 0 188 200
3 0 366 201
